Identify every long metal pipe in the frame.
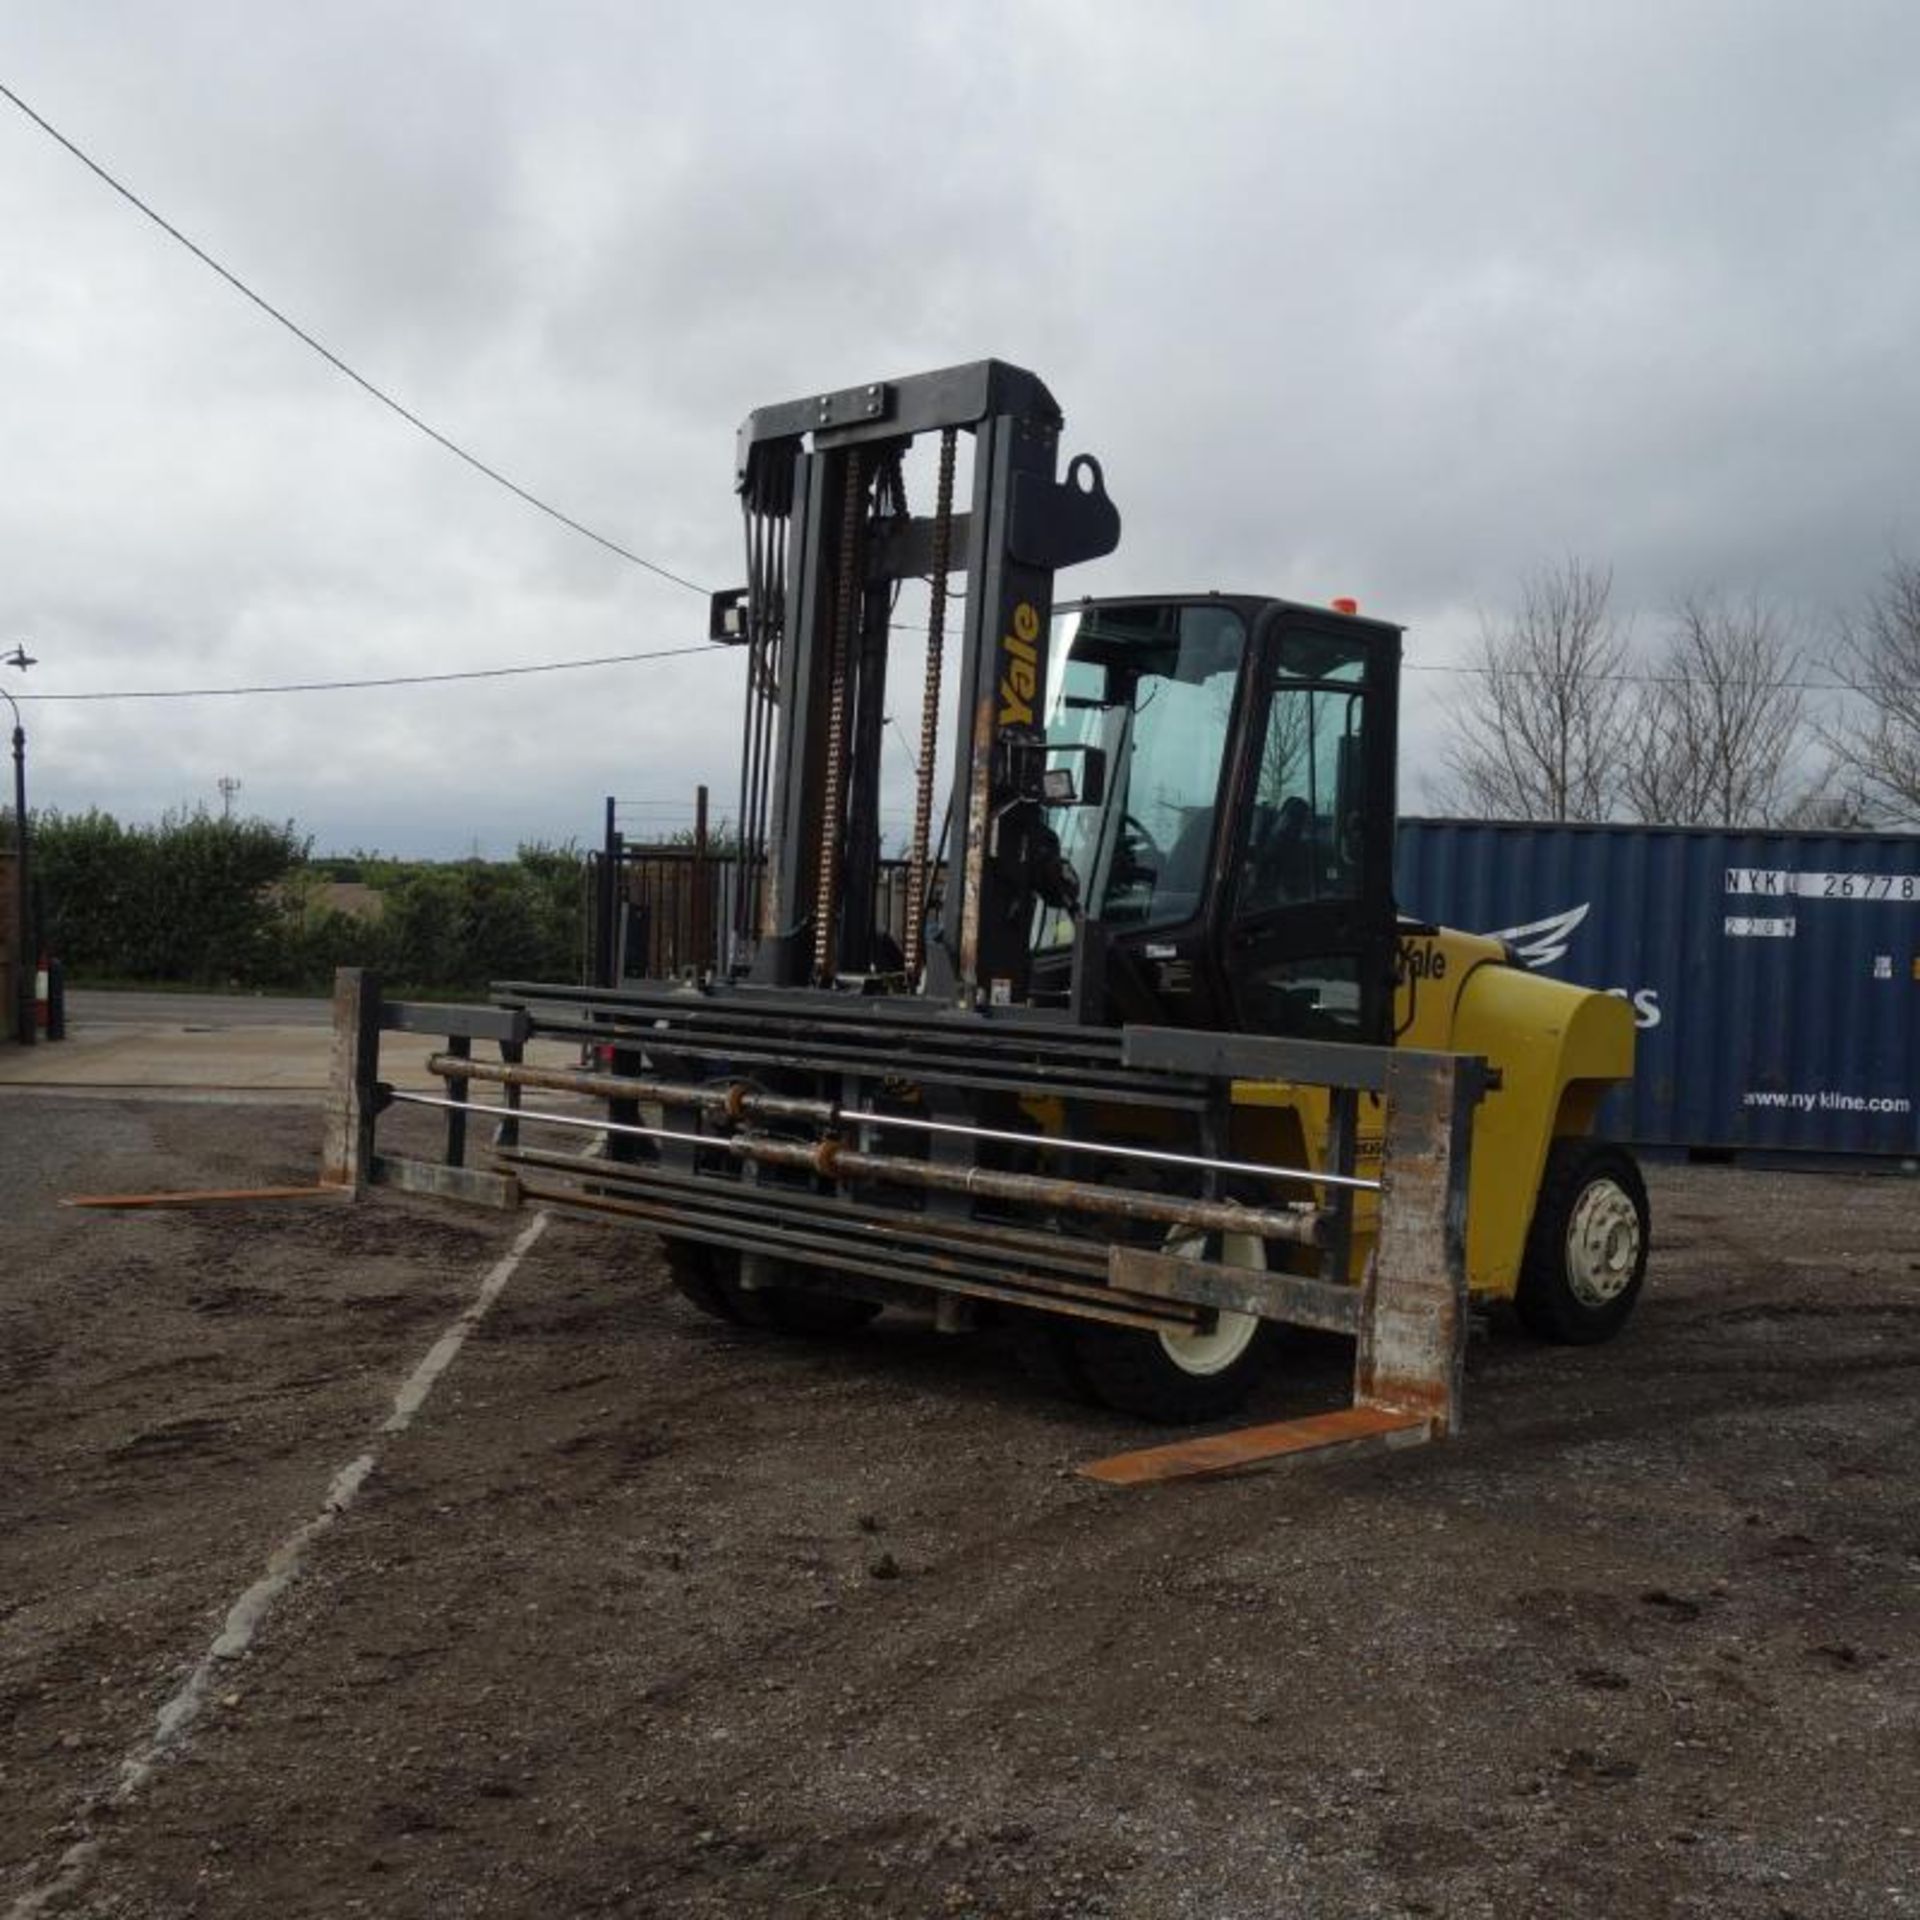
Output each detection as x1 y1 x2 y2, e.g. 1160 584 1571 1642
503 1167 1197 1334
390 1088 1324 1246
425 1052 1378 1196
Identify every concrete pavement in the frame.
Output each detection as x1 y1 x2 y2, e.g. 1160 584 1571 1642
66 989 332 1028
0 989 568 1097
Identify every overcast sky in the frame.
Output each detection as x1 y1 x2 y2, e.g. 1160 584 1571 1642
4 2 1917 856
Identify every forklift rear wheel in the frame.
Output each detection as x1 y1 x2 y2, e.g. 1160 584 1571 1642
730 1263 882 1335
1045 1231 1279 1424
1514 1140 1649 1345
663 1238 745 1323
664 1240 878 1335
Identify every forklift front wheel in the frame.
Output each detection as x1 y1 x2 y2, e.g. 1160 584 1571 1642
1046 1231 1279 1424
1514 1140 1650 1345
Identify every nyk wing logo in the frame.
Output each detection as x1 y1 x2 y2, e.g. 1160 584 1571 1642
1484 900 1661 1029
1489 902 1591 969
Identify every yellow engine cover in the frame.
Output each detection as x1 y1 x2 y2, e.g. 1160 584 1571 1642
1226 927 1635 1298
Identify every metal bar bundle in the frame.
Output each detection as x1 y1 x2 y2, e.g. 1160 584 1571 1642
321 968 1486 1444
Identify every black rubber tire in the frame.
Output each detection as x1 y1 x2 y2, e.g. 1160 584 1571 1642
1043 1317 1282 1425
663 1239 746 1324
665 1241 878 1336
1514 1139 1650 1345
1014 1315 1105 1408
729 1269 882 1336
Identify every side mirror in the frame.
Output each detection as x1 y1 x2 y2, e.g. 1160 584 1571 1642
708 587 750 644
1047 744 1107 808
1000 739 1109 808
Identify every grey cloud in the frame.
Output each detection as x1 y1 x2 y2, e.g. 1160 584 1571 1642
4 1 1918 854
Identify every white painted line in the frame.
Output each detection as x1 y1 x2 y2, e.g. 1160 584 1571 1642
5 1209 551 1920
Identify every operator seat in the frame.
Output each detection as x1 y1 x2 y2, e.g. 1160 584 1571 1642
1245 797 1314 909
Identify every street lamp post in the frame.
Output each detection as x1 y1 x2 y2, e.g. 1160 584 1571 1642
1 653 31 1047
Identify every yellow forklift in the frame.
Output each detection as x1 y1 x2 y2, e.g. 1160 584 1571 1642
343 360 1648 1435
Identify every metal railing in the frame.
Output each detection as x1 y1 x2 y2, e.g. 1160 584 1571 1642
589 844 942 984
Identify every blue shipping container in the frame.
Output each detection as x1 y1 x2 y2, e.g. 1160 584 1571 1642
1395 819 1920 1159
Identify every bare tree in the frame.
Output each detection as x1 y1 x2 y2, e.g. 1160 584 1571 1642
1255 679 1312 802
1779 775 1874 831
1440 558 1633 821
1828 558 1920 825
1622 590 1813 826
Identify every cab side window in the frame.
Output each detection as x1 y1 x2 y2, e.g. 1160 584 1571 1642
1239 636 1368 918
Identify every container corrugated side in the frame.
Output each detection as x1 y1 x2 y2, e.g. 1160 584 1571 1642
1395 820 1920 1158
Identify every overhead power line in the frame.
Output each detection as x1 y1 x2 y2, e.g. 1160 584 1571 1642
12 641 728 702
0 77 707 596
14 644 1855 706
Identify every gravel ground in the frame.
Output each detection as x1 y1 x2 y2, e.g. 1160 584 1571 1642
2 1094 1916 1918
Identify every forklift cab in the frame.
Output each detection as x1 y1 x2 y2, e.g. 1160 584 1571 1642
1032 594 1402 1042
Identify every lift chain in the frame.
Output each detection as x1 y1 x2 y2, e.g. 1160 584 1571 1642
812 451 869 981
904 427 958 977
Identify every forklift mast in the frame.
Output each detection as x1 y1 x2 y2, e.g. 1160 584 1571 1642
714 360 1120 1008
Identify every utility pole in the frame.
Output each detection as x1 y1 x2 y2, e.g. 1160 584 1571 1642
218 775 242 821
2 643 35 1047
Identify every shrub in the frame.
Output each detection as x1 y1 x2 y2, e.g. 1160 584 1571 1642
26 811 586 994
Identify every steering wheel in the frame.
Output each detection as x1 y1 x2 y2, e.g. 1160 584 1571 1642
1112 812 1164 888
1120 812 1164 864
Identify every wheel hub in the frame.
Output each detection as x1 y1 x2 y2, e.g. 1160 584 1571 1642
1564 1177 1642 1308
1157 1229 1264 1377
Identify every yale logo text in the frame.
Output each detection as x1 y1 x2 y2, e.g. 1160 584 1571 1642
997 601 1041 727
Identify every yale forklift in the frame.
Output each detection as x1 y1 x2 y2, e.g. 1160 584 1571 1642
606 356 1651 1422
342 360 1647 1431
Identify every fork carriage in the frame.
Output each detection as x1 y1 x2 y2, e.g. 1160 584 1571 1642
327 967 1486 1445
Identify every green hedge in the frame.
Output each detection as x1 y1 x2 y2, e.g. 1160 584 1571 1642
21 807 585 993
27 808 307 985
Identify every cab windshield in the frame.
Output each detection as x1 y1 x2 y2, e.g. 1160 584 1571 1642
1034 602 1246 951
